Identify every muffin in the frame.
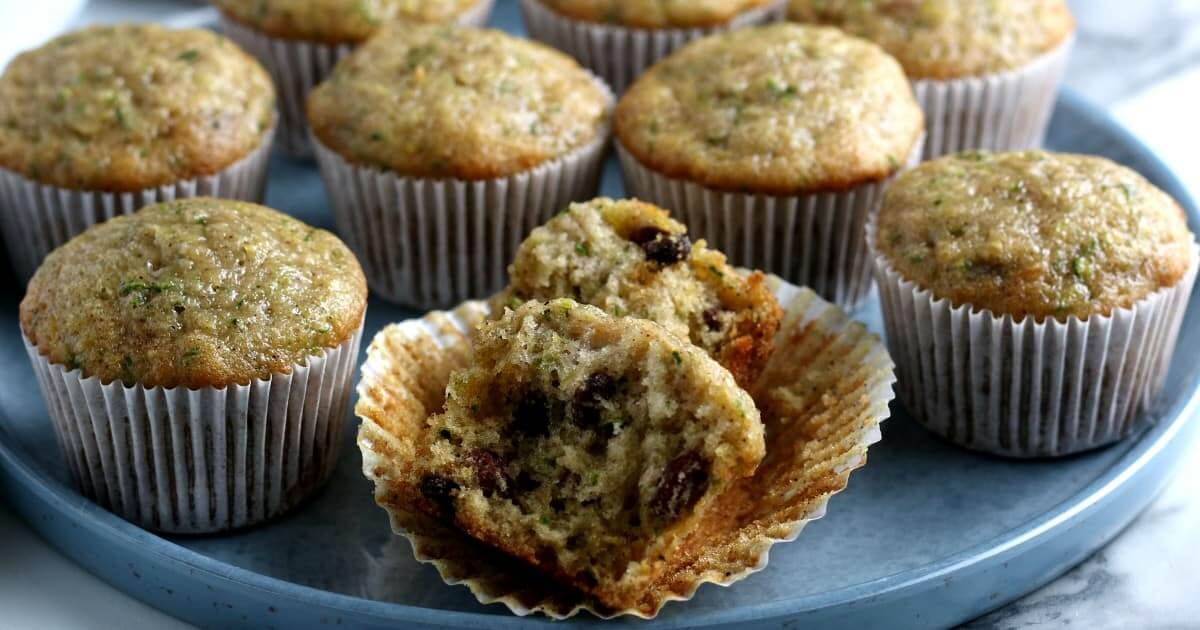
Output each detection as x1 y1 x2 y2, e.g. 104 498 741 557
521 0 787 93
0 24 276 281
215 0 495 156
309 24 612 308
788 0 1075 159
492 198 782 387
20 198 368 532
872 151 1199 457
386 298 764 610
358 278 895 617
615 23 924 307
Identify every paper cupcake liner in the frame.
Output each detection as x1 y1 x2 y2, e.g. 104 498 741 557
0 126 275 283
869 220 1199 458
23 324 363 534
617 139 923 310
310 107 612 309
219 0 496 158
520 0 787 93
355 278 895 618
915 36 1074 160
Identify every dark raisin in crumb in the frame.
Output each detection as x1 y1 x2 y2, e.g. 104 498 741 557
512 391 551 437
467 449 511 498
650 451 710 522
702 306 724 331
515 471 541 492
573 373 617 428
419 474 459 519
550 498 566 512
630 224 691 264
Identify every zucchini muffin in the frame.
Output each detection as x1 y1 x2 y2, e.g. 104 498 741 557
21 198 367 531
521 0 787 93
872 151 1198 457
615 23 924 306
0 24 276 279
215 0 495 155
394 299 764 610
789 0 1075 158
309 24 612 307
492 198 781 387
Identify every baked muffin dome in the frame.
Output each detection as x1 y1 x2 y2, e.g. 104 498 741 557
614 23 923 195
492 198 781 387
875 151 1195 321
307 24 611 181
0 24 275 192
20 198 367 388
405 298 764 610
211 0 483 44
787 0 1075 80
536 0 777 28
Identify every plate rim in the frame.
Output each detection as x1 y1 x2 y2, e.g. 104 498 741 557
1 88 1198 628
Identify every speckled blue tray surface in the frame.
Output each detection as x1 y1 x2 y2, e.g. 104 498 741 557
2 3 1200 629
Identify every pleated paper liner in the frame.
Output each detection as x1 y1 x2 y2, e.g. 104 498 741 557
23 323 363 534
617 139 923 310
310 86 613 309
219 0 496 157
520 0 787 93
870 218 1199 457
916 36 1074 160
356 278 895 618
0 124 275 283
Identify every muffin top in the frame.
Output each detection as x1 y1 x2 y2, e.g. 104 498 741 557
875 151 1196 322
614 23 923 195
0 24 275 192
493 197 781 387
20 198 367 389
787 0 1074 80
536 0 776 28
212 0 482 44
307 24 611 180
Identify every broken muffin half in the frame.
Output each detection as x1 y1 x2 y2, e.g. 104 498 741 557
491 198 782 388
403 299 765 610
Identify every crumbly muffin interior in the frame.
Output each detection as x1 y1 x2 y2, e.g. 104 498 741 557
414 299 764 601
492 198 781 387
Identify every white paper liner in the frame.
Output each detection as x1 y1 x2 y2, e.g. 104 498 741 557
23 324 364 534
356 278 894 618
220 0 496 157
869 219 1199 458
310 101 612 309
915 36 1074 160
520 0 787 93
0 126 275 283
617 138 923 310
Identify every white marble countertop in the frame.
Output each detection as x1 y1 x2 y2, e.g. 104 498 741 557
1 1 1198 628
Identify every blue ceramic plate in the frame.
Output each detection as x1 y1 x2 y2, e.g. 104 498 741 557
2 3 1199 628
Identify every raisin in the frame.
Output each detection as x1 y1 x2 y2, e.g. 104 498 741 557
419 474 459 520
512 391 550 437
550 498 566 513
629 226 692 265
516 470 541 492
702 306 723 331
467 449 511 498
573 373 617 428
649 451 710 522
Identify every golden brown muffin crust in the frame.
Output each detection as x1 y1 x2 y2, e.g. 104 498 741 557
876 151 1196 321
307 24 611 180
493 198 781 387
212 0 483 44
787 0 1075 80
0 24 275 192
614 23 924 195
536 0 775 28
20 198 367 388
